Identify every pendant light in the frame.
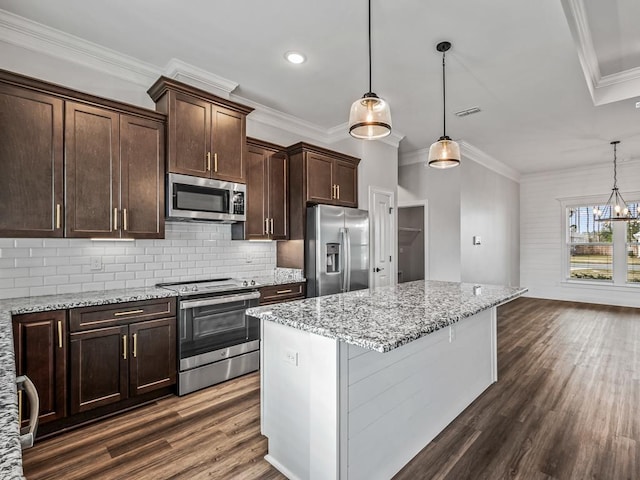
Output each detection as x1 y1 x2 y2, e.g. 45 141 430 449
594 141 636 222
428 41 460 168
348 0 392 140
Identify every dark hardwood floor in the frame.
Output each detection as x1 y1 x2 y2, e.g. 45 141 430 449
23 297 640 479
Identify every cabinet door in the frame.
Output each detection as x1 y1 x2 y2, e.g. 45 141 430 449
0 84 64 237
129 318 176 396
245 145 268 240
65 102 119 238
334 159 358 207
267 153 288 240
211 105 245 183
306 152 334 203
70 325 129 414
120 115 165 239
169 92 210 177
12 311 67 425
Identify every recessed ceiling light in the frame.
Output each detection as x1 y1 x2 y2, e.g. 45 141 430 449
285 51 306 64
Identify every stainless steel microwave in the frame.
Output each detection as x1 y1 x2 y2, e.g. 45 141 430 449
167 173 246 223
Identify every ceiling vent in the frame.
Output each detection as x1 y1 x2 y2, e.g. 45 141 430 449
454 106 481 117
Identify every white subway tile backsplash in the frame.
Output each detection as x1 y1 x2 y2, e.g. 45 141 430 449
15 257 44 268
29 286 57 296
0 223 276 299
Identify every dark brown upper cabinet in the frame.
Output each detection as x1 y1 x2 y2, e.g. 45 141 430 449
238 138 288 240
0 82 64 237
65 105 165 239
148 77 254 184
287 142 360 239
0 69 166 239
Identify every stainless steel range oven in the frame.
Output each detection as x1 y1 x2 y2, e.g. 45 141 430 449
157 278 260 395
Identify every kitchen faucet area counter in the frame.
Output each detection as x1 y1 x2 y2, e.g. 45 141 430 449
248 280 527 480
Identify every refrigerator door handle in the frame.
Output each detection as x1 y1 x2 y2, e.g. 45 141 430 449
344 227 352 291
340 228 348 292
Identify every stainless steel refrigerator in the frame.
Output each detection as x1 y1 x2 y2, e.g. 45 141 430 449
306 204 369 297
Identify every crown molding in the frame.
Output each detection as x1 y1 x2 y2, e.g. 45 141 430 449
398 140 521 183
561 0 640 106
163 58 238 98
458 141 521 183
0 9 159 86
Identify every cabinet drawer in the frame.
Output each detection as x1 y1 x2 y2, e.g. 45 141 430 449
69 297 176 332
259 282 306 305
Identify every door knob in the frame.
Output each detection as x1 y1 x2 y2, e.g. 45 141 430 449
374 267 384 272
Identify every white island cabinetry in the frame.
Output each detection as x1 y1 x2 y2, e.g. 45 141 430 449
248 280 526 480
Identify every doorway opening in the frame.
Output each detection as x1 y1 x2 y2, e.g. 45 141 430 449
398 205 425 283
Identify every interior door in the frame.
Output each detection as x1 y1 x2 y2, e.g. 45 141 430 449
370 189 395 289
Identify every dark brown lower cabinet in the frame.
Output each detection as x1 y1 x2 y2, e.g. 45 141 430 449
70 325 129 414
129 318 176 396
12 310 67 426
70 318 176 414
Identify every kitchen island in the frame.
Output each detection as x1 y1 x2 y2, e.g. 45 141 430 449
247 280 527 480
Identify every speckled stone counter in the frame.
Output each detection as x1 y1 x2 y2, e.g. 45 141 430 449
0 287 177 480
247 280 527 353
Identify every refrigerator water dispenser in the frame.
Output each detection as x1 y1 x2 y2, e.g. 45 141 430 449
326 243 340 273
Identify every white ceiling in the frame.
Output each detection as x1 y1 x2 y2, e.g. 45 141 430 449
1 0 639 174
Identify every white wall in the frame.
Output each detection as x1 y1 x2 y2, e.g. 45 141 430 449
461 159 520 286
398 164 461 282
398 156 519 286
521 160 640 307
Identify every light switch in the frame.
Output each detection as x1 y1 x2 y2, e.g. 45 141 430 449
284 349 298 366
473 236 481 245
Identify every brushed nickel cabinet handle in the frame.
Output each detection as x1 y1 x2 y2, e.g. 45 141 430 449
337 185 340 200
332 184 336 199
113 208 118 231
123 208 128 231
122 335 127 360
16 375 38 449
57 320 63 349
276 289 293 294
55 204 62 229
270 218 274 235
114 309 144 317
207 152 211 171
133 333 137 358
264 218 269 235
214 153 218 172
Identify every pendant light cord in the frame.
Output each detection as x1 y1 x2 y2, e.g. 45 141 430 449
368 0 372 94
613 142 618 189
442 50 447 138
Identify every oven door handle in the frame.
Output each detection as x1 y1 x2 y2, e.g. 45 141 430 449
179 291 261 310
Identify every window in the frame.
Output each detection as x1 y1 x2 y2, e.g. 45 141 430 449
568 205 612 281
566 202 640 285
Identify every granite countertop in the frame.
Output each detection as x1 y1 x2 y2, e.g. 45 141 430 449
247 280 527 353
0 287 178 480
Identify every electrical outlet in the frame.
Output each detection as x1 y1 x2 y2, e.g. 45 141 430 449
284 349 298 366
90 256 102 271
245 254 253 264
473 236 482 245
